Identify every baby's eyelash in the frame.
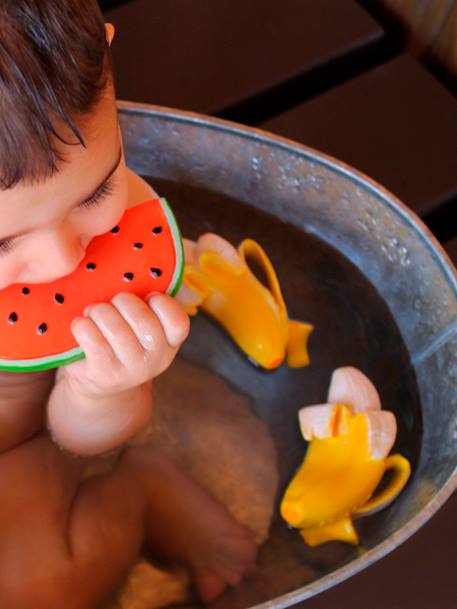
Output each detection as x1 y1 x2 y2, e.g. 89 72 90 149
0 238 15 256
79 179 115 210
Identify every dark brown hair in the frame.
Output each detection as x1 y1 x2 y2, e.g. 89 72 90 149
0 0 111 189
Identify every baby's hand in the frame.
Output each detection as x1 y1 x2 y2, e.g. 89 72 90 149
61 292 189 397
47 293 189 455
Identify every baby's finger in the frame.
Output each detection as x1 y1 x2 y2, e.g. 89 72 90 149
83 302 145 368
110 292 166 353
147 294 190 348
70 316 118 371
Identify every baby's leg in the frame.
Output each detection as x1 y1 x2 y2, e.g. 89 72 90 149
122 445 258 602
0 433 145 609
76 446 258 604
0 435 257 608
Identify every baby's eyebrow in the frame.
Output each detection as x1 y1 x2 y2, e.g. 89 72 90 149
79 146 123 205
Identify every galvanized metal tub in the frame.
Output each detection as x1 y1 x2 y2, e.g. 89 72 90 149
118 101 457 608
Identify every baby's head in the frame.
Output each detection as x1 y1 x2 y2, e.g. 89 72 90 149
0 0 129 289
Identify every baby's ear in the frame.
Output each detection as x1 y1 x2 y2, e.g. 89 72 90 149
105 23 115 46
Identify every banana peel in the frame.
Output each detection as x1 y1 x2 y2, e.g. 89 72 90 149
281 367 411 546
177 234 313 370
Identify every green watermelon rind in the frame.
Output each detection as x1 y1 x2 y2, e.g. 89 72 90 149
160 197 185 297
0 197 185 373
0 348 85 373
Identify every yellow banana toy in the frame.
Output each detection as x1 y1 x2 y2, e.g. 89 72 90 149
281 367 411 546
176 233 313 370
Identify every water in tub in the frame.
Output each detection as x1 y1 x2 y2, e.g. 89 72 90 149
109 179 421 609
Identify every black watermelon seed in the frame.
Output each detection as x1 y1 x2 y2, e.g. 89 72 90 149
22 287 30 295
8 312 18 324
86 263 96 271
111 226 120 233
55 293 64 304
38 323 47 335
134 242 143 249
152 226 162 235
124 272 134 281
150 268 162 278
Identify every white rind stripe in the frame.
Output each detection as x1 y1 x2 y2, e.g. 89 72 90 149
0 347 83 368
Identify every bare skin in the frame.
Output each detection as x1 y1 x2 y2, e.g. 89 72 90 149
0 25 258 608
0 434 257 609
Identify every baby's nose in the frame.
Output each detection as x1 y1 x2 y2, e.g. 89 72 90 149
32 227 86 281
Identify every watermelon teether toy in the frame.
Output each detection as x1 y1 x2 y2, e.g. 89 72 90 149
0 198 183 372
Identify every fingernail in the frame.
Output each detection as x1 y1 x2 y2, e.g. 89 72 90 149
84 304 93 316
71 316 84 329
145 291 161 302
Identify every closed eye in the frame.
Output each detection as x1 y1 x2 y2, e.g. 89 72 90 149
79 178 115 210
0 178 117 257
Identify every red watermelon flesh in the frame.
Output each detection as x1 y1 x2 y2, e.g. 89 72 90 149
0 198 183 372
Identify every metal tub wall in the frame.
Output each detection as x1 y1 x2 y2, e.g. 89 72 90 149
118 102 457 606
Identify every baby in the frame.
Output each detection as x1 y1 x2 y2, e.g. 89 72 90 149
0 2 257 608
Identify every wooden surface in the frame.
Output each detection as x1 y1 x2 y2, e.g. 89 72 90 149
370 0 457 79
445 235 457 264
105 0 384 118
262 55 457 221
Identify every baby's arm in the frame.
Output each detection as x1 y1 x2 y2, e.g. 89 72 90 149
0 370 55 453
47 292 189 455
48 376 153 455
48 171 175 455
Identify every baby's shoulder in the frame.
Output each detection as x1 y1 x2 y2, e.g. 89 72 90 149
0 369 54 392
126 169 158 209
0 370 54 453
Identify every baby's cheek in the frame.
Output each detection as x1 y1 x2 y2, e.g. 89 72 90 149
0 257 23 290
88 190 129 238
104 172 129 228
